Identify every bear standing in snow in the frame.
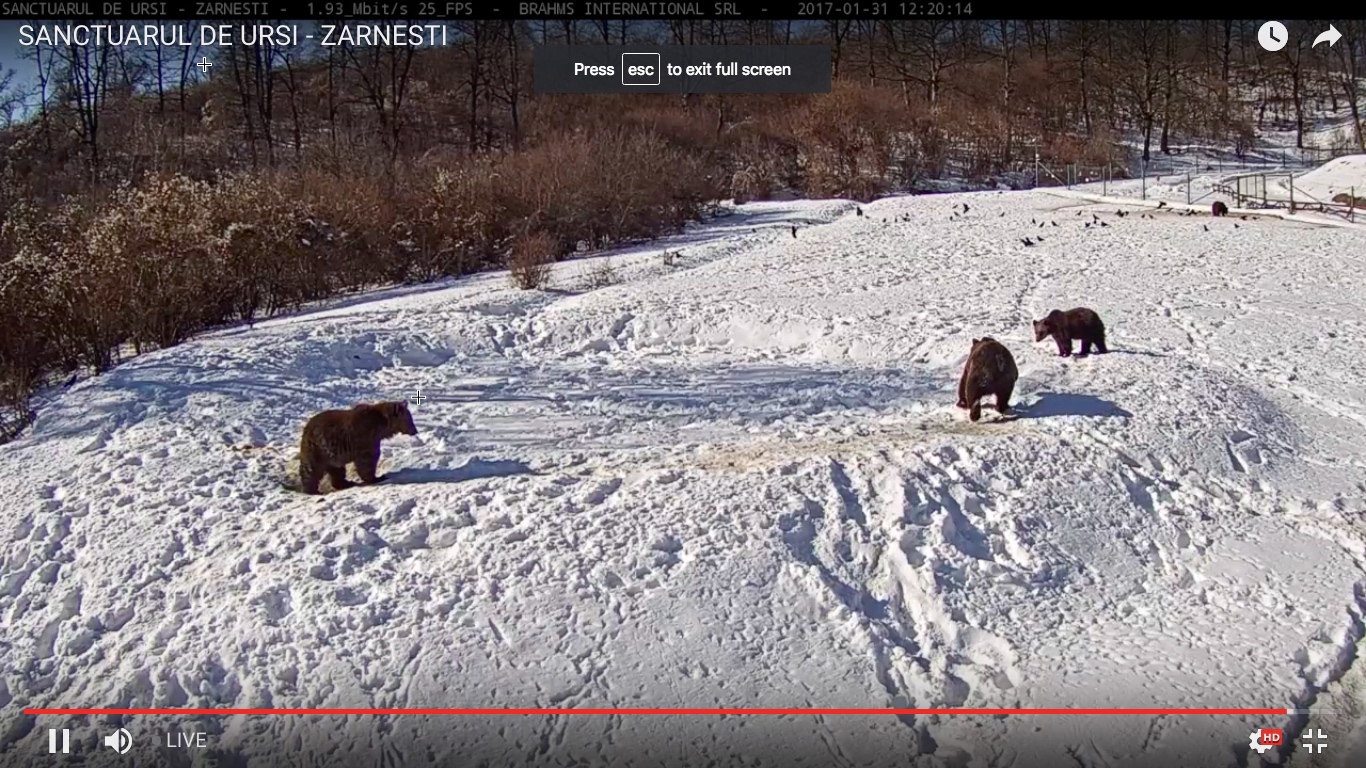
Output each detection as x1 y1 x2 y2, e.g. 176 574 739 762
957 337 1018 422
1211 201 1228 217
1033 308 1108 357
298 401 418 494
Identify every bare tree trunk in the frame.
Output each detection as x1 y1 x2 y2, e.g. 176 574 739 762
228 47 259 168
998 20 1017 165
1159 21 1176 155
1335 20 1366 150
59 39 113 182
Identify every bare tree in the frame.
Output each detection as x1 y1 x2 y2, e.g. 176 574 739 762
56 38 114 180
1060 20 1101 136
1112 21 1166 163
994 19 1020 164
1159 20 1185 154
880 20 964 108
1274 21 1316 149
488 20 527 150
1332 20 1365 150
344 38 418 166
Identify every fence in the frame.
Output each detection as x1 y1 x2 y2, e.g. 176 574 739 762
1212 172 1360 222
1027 142 1361 223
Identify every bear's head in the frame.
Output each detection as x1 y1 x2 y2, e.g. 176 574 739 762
379 401 419 437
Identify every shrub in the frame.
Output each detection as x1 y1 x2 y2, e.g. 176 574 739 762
509 231 556 290
582 258 620 289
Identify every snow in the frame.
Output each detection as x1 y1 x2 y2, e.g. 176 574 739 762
1274 154 1366 206
4 191 1366 767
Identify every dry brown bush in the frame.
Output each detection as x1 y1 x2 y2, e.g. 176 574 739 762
730 167 764 204
394 164 509 282
790 83 909 199
0 119 728 440
509 231 556 290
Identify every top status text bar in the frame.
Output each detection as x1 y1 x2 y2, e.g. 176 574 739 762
0 2 1318 20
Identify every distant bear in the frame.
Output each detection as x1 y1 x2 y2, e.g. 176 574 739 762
1211 201 1228 217
1033 307 1108 357
298 401 418 495
957 337 1018 422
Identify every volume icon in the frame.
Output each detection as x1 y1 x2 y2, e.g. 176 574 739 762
103 728 132 755
48 728 70 754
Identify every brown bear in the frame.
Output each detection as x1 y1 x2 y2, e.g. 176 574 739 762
1211 201 1228 217
957 337 1018 422
1033 308 1108 357
298 401 418 495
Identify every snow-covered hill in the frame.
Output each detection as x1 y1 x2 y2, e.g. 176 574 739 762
3 191 1366 767
1277 154 1366 206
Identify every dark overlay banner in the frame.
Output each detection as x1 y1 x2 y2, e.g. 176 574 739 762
533 44 831 94
0 3 1316 20
1 709 1342 768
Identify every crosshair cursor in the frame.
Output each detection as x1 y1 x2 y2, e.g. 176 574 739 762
1313 25 1342 48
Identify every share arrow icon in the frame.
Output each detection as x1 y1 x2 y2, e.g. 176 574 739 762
1314 24 1342 48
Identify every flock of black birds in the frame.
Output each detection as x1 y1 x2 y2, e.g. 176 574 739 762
786 194 1261 242
1013 204 1260 246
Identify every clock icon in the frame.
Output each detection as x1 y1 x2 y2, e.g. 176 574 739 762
1259 21 1288 52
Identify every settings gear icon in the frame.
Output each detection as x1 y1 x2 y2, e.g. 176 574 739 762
1250 729 1275 754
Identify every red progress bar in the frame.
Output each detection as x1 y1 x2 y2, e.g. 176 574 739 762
23 708 1288 716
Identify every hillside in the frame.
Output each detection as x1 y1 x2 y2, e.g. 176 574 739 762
2 188 1366 765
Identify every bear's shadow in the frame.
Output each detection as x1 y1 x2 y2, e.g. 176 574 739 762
1019 392 1132 419
383 458 537 486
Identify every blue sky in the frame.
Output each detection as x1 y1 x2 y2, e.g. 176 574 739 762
1 23 38 102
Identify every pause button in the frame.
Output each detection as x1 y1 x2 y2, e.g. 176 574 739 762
48 729 70 754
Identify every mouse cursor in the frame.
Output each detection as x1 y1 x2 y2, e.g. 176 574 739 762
1313 24 1342 48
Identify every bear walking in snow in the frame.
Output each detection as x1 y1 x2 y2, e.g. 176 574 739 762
1211 201 1228 217
298 401 418 494
957 337 1018 422
1033 308 1108 357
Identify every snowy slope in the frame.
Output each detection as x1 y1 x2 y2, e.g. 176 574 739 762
3 193 1366 767
1275 154 1366 205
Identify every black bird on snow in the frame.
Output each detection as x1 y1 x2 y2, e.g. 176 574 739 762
1052 221 1058 227
1240 215 1248 220
856 207 864 217
1085 222 1092 229
1039 221 1045 228
1032 218 1037 225
963 203 970 213
791 226 798 238
1021 237 1035 246
1203 225 1209 231
1000 211 1006 217
1234 223 1240 229
1092 214 1100 222
1037 235 1045 242
1100 221 1109 227
1157 201 1167 208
